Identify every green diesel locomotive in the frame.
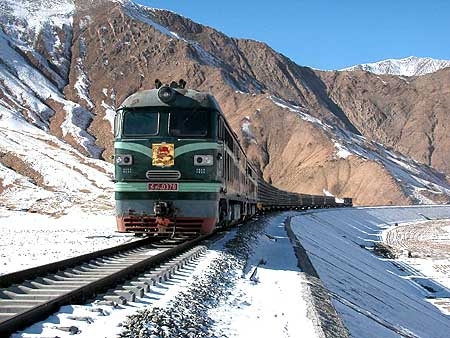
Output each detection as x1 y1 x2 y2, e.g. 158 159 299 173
114 79 258 236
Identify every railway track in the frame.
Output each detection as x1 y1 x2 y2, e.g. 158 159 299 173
0 234 209 336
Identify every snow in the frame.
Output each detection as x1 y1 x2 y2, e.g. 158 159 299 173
1 0 74 41
0 105 114 215
342 56 450 76
74 57 95 109
270 95 324 126
381 217 450 316
323 189 334 196
0 0 111 158
0 30 59 122
334 141 352 158
208 215 320 337
0 211 134 275
240 116 257 144
3 206 450 337
4 212 325 338
101 100 117 133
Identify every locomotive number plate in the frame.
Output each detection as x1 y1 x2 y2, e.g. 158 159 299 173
148 183 179 191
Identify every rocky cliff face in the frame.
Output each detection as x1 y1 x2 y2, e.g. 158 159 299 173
1 0 449 210
319 69 450 176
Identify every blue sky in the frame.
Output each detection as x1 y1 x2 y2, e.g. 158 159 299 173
136 0 450 70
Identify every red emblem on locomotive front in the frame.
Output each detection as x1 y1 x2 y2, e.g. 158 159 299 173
152 143 174 167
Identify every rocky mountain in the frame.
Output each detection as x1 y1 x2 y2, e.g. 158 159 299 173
318 68 450 177
0 0 450 213
342 56 450 76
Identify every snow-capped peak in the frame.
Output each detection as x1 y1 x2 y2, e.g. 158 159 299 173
341 56 450 76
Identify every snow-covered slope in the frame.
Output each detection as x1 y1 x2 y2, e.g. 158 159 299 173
342 56 450 76
0 0 103 157
0 104 114 216
0 0 114 217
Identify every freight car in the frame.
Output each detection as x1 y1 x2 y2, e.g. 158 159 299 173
257 178 340 210
113 80 351 236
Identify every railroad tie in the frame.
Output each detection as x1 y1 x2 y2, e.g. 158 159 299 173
129 280 152 292
102 294 128 305
104 289 135 303
122 284 145 298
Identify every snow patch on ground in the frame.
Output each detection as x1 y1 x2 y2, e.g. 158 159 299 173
6 207 450 338
0 211 131 275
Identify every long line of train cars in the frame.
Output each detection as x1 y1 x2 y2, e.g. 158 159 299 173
113 79 352 236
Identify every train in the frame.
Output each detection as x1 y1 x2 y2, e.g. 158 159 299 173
113 79 352 236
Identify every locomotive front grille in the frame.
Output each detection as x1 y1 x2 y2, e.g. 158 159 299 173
146 170 181 181
123 216 203 235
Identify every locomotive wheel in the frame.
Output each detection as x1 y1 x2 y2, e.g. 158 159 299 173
218 200 228 228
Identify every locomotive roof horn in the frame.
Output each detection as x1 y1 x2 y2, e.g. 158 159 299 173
169 79 187 89
155 79 186 89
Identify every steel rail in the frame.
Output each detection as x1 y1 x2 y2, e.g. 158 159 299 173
0 234 209 336
0 237 154 288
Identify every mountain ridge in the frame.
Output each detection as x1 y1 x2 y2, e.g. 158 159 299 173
341 56 450 76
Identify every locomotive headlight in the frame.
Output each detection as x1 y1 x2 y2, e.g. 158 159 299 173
116 154 133 166
158 86 177 103
194 155 213 166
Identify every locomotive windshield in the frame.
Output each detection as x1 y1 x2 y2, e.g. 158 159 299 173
169 109 208 137
123 110 159 136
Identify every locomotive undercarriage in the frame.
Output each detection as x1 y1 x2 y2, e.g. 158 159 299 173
116 199 219 236
116 198 258 236
117 214 216 236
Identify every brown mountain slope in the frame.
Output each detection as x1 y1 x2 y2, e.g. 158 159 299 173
205 91 413 205
318 69 450 176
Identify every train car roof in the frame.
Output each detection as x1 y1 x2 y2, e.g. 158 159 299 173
119 87 223 113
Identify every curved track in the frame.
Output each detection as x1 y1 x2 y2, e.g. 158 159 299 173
0 235 209 335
